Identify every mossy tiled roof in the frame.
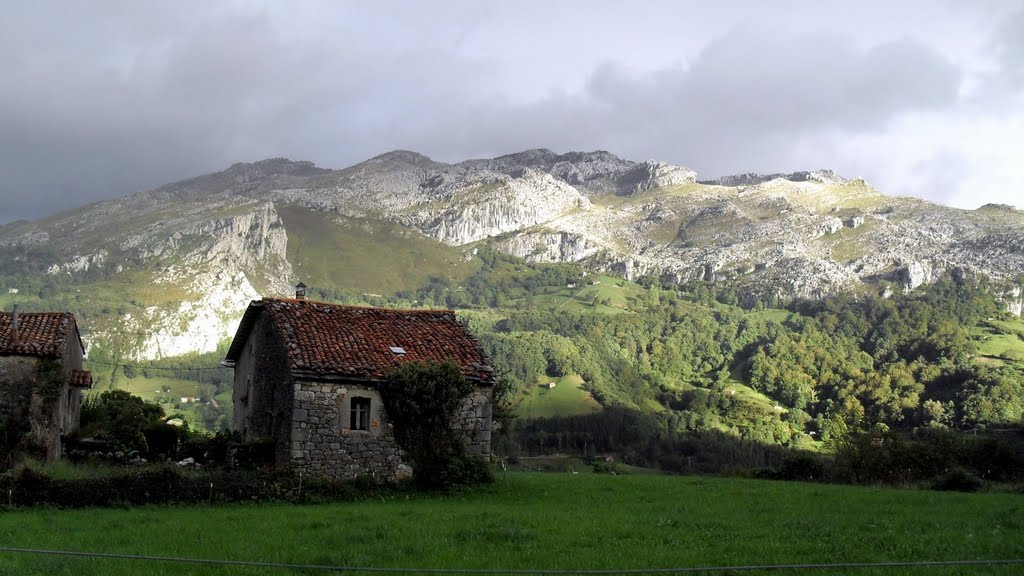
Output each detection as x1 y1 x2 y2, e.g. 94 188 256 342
227 298 495 384
0 311 81 358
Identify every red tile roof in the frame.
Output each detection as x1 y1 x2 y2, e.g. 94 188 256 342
227 298 495 383
69 369 93 388
0 311 82 358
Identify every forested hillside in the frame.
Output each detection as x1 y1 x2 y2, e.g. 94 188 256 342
306 247 1024 450
4 245 1022 457
462 250 1021 437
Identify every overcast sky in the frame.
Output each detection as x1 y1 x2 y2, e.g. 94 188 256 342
2 0 1022 223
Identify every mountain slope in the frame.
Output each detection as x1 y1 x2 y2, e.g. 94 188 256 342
1 149 1022 364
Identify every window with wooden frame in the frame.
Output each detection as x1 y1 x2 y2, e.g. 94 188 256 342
350 396 371 431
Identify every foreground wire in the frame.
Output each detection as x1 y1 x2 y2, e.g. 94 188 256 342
1 547 1023 574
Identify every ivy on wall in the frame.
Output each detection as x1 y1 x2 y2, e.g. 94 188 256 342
378 361 491 489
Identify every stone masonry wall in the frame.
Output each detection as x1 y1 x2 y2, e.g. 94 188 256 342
454 388 493 457
0 357 36 436
234 314 294 464
0 357 66 460
290 381 407 481
289 379 493 480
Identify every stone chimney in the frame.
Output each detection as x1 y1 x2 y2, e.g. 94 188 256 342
10 304 19 344
295 281 307 300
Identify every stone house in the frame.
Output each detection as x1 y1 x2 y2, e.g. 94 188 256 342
224 296 495 480
0 306 93 461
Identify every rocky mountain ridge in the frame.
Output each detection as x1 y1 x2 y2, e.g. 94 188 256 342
2 148 1022 359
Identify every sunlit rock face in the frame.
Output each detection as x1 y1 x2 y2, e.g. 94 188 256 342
1006 286 1024 317
418 171 593 245
129 271 261 361
497 232 596 263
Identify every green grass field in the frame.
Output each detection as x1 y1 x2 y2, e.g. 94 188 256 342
724 377 786 414
972 318 1024 365
278 204 477 294
105 375 203 403
0 473 1021 575
744 307 792 323
514 374 602 418
521 274 645 314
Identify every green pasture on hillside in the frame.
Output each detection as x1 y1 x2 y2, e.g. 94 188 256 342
521 274 645 313
78 368 225 431
104 375 203 403
278 204 476 294
723 377 785 415
1 473 1022 575
974 318 1024 364
514 374 602 418
744 307 792 323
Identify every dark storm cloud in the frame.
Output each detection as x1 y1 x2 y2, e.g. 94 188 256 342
991 6 1024 88
0 1 1017 222
416 26 962 177
0 1 496 222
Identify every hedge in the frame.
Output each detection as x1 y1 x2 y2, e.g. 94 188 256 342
0 466 402 509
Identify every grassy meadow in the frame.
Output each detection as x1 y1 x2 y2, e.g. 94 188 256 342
514 374 603 419
516 274 645 314
974 318 1024 365
278 204 477 295
1 473 1022 575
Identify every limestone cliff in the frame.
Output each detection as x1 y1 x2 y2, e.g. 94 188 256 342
7 200 294 360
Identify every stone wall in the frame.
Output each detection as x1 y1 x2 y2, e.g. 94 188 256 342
0 356 37 436
454 389 493 457
290 381 407 481
233 313 294 463
0 357 67 460
59 332 85 436
289 380 493 480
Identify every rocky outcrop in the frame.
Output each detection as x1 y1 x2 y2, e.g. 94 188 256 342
0 229 49 248
892 260 945 291
621 161 698 195
128 270 261 360
191 202 291 276
46 251 107 275
1005 286 1024 317
415 171 592 245
811 217 844 238
701 169 848 187
498 231 596 263
979 203 1019 212
457 149 697 196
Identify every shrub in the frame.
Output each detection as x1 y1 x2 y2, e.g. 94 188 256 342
592 458 626 475
833 430 1024 488
775 454 827 482
0 422 28 472
378 361 493 489
142 421 185 459
179 430 275 468
78 390 165 454
932 467 985 492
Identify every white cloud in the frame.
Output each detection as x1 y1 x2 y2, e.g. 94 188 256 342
826 103 1024 209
